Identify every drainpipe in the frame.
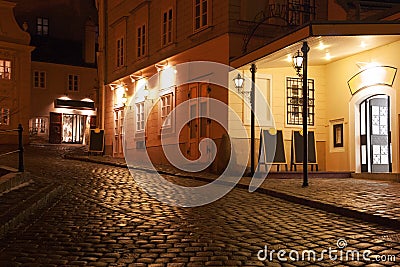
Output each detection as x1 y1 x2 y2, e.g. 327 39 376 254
250 63 257 176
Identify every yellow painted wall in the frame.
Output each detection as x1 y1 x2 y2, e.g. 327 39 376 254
229 65 328 170
230 40 400 173
325 40 400 173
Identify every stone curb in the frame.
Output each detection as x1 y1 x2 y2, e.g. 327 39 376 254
0 183 64 238
65 155 400 230
0 169 31 195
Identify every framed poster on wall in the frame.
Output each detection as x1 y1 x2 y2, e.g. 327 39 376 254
333 123 343 148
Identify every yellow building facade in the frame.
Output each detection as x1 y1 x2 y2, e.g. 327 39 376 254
232 22 400 173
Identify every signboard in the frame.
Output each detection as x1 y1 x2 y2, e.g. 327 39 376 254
89 129 104 153
291 130 317 165
257 129 287 172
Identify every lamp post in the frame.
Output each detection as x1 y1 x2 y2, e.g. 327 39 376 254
293 42 310 187
233 64 256 176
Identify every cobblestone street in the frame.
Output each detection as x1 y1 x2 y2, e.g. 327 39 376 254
0 145 399 266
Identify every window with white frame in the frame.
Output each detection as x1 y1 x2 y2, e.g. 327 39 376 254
194 0 209 31
68 74 79 91
137 24 146 58
0 60 11 80
136 102 145 132
33 71 46 88
37 17 49 36
162 8 173 46
31 117 46 133
116 37 124 67
0 108 10 126
161 93 173 127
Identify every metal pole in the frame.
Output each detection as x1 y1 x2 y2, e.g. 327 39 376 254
301 42 309 187
250 64 256 176
18 123 24 172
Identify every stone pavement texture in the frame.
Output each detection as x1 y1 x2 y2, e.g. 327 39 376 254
0 145 398 266
66 150 400 229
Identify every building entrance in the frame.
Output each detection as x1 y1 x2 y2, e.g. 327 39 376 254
62 114 87 143
360 95 392 173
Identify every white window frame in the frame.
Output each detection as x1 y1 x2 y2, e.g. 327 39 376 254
136 101 145 132
242 74 273 127
68 74 79 92
194 0 209 31
37 17 49 36
162 8 173 46
137 24 146 58
0 108 10 126
0 59 11 80
33 71 46 88
116 37 124 67
160 93 174 128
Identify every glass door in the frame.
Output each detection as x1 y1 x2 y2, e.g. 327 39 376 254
360 95 391 173
62 114 87 144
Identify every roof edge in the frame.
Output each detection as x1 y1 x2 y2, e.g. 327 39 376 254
231 21 400 69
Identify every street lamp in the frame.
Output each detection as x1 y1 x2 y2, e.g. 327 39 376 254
292 42 310 187
293 50 304 77
121 93 128 106
233 68 256 176
233 73 245 92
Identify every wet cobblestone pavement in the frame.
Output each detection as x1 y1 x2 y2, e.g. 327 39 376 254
68 151 400 228
0 145 399 266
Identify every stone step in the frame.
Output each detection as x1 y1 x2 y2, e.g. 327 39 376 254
0 179 64 238
0 165 31 195
351 172 400 182
266 171 352 179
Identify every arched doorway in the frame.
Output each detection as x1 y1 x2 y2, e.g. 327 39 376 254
359 94 392 173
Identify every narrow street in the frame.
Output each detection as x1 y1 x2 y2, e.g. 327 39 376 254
0 145 399 266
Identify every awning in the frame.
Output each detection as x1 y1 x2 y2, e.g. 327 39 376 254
231 21 400 69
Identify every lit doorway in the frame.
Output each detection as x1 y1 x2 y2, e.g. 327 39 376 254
360 95 392 173
62 114 87 143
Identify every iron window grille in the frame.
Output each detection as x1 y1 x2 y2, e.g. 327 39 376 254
286 77 314 126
